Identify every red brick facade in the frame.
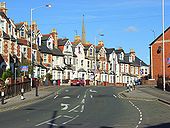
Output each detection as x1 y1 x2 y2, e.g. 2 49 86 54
150 27 170 80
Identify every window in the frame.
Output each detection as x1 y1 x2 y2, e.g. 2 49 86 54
145 69 147 74
90 48 93 56
44 54 47 63
87 61 90 67
70 58 72 65
81 60 83 66
78 46 81 53
110 63 112 70
20 27 25 37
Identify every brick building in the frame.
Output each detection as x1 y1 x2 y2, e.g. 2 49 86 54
150 26 170 80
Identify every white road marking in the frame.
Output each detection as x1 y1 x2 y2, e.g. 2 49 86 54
62 115 79 125
113 94 117 98
90 95 93 98
35 115 62 126
68 105 80 112
81 99 85 104
81 105 84 112
129 101 143 128
61 103 69 110
63 96 70 99
77 95 80 98
47 122 58 126
65 90 69 92
89 89 97 93
54 95 58 99
63 115 73 118
84 94 86 98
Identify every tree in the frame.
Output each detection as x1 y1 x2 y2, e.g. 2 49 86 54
1 69 13 81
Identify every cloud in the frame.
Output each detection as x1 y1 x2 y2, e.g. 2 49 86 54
125 26 138 32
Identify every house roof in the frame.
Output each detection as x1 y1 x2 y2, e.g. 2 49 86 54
51 48 64 56
17 38 28 46
42 34 50 41
39 41 53 54
58 38 69 46
0 11 10 23
150 26 170 46
15 22 24 30
3 31 10 39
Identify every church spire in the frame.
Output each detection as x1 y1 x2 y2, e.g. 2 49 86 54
82 14 86 44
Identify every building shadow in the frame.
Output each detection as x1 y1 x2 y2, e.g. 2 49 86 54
145 123 170 128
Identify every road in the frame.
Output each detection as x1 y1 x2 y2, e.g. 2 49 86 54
0 86 170 128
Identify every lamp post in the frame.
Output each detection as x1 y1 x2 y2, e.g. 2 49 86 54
162 0 165 91
30 4 51 87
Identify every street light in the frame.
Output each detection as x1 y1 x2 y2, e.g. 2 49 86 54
30 4 51 87
162 0 165 91
94 33 104 86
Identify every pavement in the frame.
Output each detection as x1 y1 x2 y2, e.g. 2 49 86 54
0 85 67 112
0 84 170 112
120 85 170 106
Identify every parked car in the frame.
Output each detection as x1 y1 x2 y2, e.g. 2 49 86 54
70 78 85 86
135 79 141 85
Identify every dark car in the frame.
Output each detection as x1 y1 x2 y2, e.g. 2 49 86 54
135 79 141 85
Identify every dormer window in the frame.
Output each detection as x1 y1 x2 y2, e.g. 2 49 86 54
20 27 25 37
90 48 93 56
129 56 132 62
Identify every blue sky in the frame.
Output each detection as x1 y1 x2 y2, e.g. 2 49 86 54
3 0 170 64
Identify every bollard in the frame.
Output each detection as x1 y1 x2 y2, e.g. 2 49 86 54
1 91 5 104
20 88 24 100
35 85 38 97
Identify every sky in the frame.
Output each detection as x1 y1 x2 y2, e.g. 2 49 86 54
2 0 170 64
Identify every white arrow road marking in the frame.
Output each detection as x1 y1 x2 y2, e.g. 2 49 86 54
62 115 79 125
89 89 97 93
61 103 69 110
63 96 70 99
35 115 61 126
68 105 80 112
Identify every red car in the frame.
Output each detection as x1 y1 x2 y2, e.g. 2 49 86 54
70 78 85 86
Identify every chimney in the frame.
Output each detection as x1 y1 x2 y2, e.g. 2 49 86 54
130 48 136 61
51 28 58 48
0 2 7 14
98 40 104 46
74 35 81 43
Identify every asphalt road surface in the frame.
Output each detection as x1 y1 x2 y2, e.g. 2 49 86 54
0 86 170 128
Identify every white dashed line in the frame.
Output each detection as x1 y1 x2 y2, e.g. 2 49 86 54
81 99 85 104
77 95 80 98
63 96 70 99
90 95 93 98
62 115 79 125
129 100 143 128
113 94 117 98
47 122 58 126
35 115 62 126
68 105 80 112
81 105 84 112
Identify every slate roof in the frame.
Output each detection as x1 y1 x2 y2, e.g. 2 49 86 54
15 22 24 30
58 38 69 46
51 47 64 56
106 48 115 62
118 53 148 67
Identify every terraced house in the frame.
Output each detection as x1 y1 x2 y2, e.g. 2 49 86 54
0 2 149 86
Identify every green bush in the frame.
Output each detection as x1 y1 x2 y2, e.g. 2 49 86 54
1 69 13 81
